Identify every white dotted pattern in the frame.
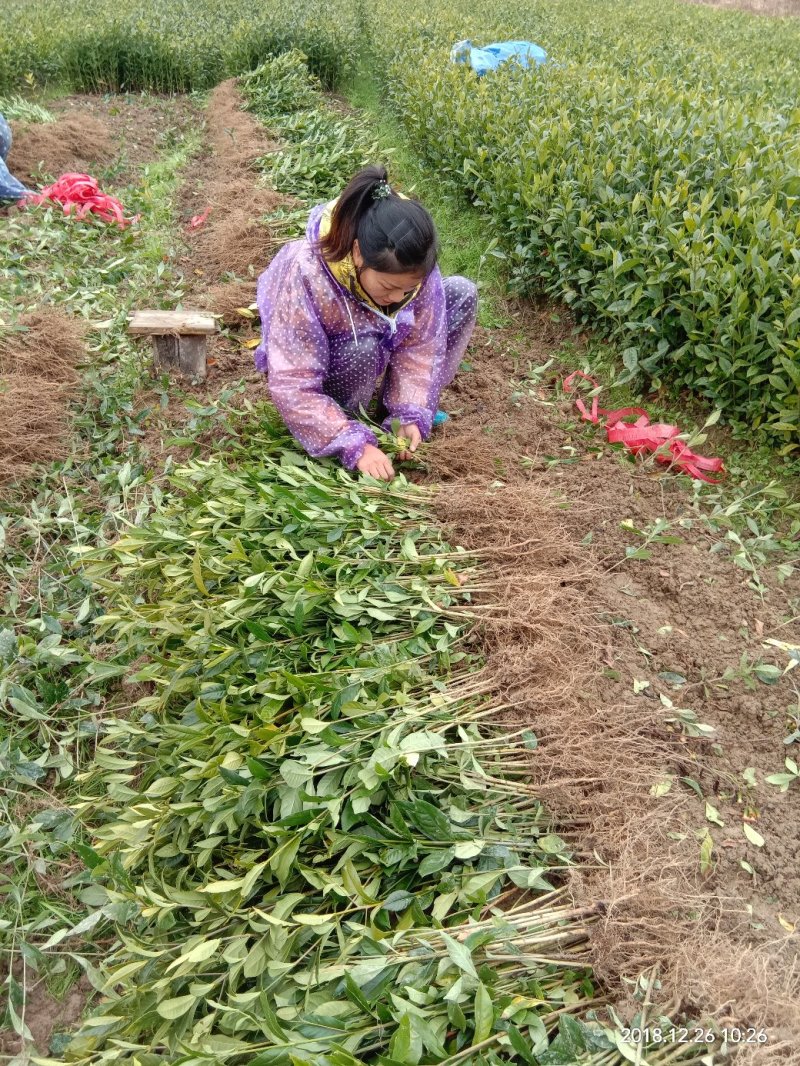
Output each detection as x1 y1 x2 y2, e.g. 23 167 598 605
255 202 478 469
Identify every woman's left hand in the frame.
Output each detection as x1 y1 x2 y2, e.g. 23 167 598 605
397 423 422 461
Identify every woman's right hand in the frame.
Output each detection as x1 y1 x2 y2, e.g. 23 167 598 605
356 444 395 481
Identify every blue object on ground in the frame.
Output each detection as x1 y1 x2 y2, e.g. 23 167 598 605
0 113 30 201
433 410 449 426
450 39 547 76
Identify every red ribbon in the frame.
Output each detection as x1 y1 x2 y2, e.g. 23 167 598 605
22 173 138 228
563 371 724 483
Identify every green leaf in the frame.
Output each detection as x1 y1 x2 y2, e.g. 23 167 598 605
157 995 197 1019
168 937 221 968
440 930 479 979
522 729 539 749
507 1024 540 1064
404 800 453 841
754 663 782 684
192 550 208 595
453 840 484 860
743 822 765 847
657 671 686 686
650 779 673 797
699 830 714 876
537 833 567 855
0 628 17 661
198 877 245 893
621 347 639 374
388 1014 422 1064
73 843 105 870
473 983 494 1043
705 802 724 827
382 889 416 912
418 850 454 877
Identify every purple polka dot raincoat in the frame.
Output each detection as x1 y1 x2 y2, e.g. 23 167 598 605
254 200 477 469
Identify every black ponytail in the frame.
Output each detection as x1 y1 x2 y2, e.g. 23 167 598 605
316 164 439 275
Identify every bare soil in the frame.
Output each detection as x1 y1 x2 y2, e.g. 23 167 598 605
0 974 91 1059
9 94 197 188
429 317 800 1059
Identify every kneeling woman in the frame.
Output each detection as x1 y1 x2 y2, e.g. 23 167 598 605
254 164 477 480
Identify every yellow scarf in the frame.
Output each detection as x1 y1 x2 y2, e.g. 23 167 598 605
317 199 421 317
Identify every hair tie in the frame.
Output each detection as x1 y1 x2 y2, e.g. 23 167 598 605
372 180 392 201
386 218 414 248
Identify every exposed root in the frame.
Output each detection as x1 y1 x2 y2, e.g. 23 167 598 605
429 339 800 1041
196 279 258 327
0 310 85 485
0 375 74 483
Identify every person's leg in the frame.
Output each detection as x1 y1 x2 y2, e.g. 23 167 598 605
0 115 11 162
436 275 478 408
0 113 30 201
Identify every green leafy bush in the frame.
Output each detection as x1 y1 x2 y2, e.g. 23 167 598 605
243 53 383 202
367 0 800 442
0 0 357 91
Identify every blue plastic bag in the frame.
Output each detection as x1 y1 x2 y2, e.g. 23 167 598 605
450 39 547 76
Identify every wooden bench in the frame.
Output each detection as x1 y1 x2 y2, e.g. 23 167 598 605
128 310 217 382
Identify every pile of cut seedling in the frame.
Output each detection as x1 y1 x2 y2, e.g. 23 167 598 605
38 406 717 1065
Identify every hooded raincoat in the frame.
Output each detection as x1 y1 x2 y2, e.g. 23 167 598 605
254 200 477 469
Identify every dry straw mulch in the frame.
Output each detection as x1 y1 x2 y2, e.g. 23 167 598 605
0 310 85 484
181 79 293 284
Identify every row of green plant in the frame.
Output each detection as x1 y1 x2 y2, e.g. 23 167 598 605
241 54 383 204
0 115 212 1049
4 0 800 440
0 0 356 92
45 433 591 1063
361 0 800 443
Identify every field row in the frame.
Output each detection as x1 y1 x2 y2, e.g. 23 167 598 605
365 0 800 440
3 0 799 439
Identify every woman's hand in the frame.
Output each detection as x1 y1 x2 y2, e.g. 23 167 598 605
356 444 395 481
397 423 422 461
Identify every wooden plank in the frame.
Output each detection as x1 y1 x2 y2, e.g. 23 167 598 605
152 334 208 381
128 310 217 336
